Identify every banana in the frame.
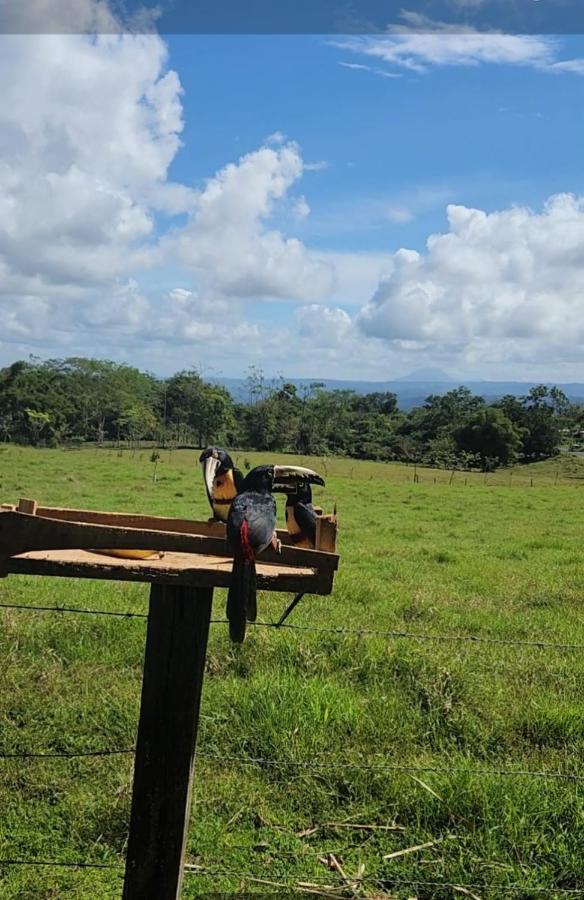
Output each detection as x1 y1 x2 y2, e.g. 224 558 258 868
90 549 164 560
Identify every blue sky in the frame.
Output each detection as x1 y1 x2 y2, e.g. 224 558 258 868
1 10 584 382
168 34 584 251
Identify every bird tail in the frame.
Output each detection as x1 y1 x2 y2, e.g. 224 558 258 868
226 555 257 643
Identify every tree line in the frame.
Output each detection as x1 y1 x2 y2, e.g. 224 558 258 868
1 357 582 470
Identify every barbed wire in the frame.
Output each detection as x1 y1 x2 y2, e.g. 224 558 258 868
0 857 582 895
0 748 133 759
0 601 147 619
0 858 122 870
252 620 584 650
196 752 584 782
1 600 582 651
0 746 582 783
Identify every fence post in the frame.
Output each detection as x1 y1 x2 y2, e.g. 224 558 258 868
123 583 213 900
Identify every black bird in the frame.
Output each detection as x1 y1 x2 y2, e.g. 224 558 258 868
199 447 244 523
284 481 318 549
226 464 325 642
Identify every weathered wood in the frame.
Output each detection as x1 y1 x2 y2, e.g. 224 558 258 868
5 549 333 594
35 505 303 545
17 498 37 515
0 511 339 572
37 506 228 537
315 514 338 553
123 584 213 900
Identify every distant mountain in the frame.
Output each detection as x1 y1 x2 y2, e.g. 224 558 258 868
394 367 455 383
213 376 584 411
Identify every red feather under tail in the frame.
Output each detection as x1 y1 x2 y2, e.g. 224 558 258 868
226 519 257 642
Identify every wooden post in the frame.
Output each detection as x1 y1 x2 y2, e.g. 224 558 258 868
123 584 213 900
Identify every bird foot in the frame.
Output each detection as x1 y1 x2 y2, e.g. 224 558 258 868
271 534 282 553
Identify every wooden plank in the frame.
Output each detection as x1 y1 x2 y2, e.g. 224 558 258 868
18 498 37 515
123 584 213 900
36 506 228 537
34 505 308 546
315 514 338 553
0 511 339 572
4 550 332 594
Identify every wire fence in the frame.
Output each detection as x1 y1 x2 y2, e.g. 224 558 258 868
1 600 582 651
0 746 582 784
1 596 583 896
0 856 583 896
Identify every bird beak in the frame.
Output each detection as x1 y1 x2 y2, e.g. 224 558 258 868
272 465 325 491
201 455 221 502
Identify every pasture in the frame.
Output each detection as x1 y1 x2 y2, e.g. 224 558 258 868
0 444 583 899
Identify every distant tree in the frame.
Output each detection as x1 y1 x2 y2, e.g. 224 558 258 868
165 370 235 446
520 385 566 460
454 407 524 469
24 408 53 446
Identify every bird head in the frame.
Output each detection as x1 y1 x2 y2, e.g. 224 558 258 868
283 480 314 505
242 464 325 494
199 446 235 501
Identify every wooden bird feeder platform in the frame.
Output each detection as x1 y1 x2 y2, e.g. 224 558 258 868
0 497 339 900
0 497 338 593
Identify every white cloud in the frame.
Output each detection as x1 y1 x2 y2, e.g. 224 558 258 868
315 251 393 308
297 304 353 347
0 0 161 33
386 206 415 224
0 10 334 369
335 14 584 76
357 193 584 368
169 141 334 300
304 160 329 172
339 61 371 72
0 0 121 33
338 60 402 79
293 196 311 219
0 27 187 295
265 130 287 145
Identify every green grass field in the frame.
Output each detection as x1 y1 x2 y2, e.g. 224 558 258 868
0 445 583 899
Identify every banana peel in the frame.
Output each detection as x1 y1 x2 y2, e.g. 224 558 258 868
90 549 165 560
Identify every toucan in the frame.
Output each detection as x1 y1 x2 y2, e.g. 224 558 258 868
226 464 325 643
284 481 318 549
199 447 244 523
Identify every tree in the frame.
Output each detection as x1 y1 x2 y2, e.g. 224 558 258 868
454 407 524 470
401 386 485 448
520 385 566 460
24 408 53 446
164 370 235 446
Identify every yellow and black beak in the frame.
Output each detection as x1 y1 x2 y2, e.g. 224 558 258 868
271 465 325 493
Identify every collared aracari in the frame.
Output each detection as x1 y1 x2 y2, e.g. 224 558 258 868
284 481 318 549
226 464 325 643
199 446 244 523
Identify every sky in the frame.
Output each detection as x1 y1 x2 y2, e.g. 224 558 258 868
1 0 584 382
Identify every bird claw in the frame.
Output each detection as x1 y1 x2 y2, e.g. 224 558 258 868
271 535 282 553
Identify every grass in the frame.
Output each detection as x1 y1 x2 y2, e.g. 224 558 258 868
0 445 583 898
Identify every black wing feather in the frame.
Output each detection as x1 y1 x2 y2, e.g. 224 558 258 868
293 501 317 547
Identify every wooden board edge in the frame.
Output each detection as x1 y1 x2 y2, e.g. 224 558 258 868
0 511 339 573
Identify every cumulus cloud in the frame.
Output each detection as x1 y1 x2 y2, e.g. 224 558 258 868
357 193 584 367
170 141 334 300
297 304 353 347
335 13 584 76
0 27 187 297
0 7 333 369
0 0 159 33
